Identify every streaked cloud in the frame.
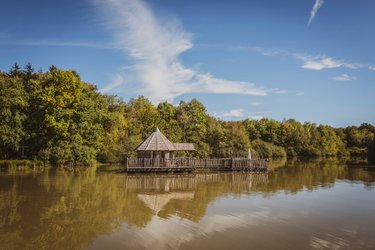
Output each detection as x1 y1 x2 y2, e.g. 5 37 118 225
249 115 264 120
251 102 263 106
297 54 368 71
269 88 288 94
300 56 342 70
248 111 272 120
113 210 271 250
332 74 356 81
99 74 125 93
0 39 115 49
308 0 325 26
220 109 245 118
95 0 267 103
296 54 371 71
248 47 374 72
220 109 272 120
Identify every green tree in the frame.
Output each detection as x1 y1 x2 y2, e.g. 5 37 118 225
177 99 209 157
157 102 182 143
0 75 27 158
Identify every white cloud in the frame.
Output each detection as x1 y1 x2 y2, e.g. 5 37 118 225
268 88 288 94
332 74 356 81
102 210 271 250
220 109 272 119
193 73 266 96
296 92 305 96
249 115 264 120
95 0 267 103
308 0 325 26
0 39 115 49
248 111 272 120
274 89 288 94
294 54 366 71
248 47 374 72
99 74 125 93
345 63 364 69
251 102 263 106
300 56 343 70
220 109 245 118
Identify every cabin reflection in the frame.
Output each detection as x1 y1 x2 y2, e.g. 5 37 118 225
1 162 375 250
126 173 268 193
138 192 195 215
126 172 269 217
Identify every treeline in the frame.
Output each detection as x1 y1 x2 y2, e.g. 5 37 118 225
1 64 374 165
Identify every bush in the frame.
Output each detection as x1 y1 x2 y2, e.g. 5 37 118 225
300 146 321 157
286 147 297 157
252 139 286 159
348 147 367 157
0 160 45 169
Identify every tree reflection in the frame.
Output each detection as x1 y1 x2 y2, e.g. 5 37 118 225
0 160 374 249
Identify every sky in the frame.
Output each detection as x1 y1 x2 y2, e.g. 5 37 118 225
0 0 374 127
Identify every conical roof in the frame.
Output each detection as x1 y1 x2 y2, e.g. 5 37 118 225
136 128 176 151
137 192 194 214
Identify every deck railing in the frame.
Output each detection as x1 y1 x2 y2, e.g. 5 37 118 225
126 157 267 172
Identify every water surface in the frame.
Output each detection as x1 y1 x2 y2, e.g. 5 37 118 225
1 159 374 250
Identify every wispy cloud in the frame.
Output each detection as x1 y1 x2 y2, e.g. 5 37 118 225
247 47 374 72
308 0 325 26
332 74 356 81
219 109 271 120
296 54 366 71
269 88 288 94
248 111 272 120
99 74 125 93
220 109 245 118
0 39 115 49
94 0 267 103
249 115 264 120
251 102 263 106
299 56 342 70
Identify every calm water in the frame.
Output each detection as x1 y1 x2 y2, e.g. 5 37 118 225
1 159 375 250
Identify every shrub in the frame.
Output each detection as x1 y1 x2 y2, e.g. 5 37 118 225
252 139 286 159
300 146 321 157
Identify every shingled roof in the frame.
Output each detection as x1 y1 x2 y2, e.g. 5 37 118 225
136 128 195 151
136 128 176 151
173 143 195 151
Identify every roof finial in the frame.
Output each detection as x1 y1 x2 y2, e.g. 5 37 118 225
155 127 160 133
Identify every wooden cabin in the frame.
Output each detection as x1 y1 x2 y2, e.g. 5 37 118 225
127 128 267 172
135 128 195 159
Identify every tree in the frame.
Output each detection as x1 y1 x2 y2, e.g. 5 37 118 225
23 62 34 79
8 63 21 77
1 64 374 164
157 102 182 143
0 75 27 158
26 67 107 165
177 99 209 157
226 122 251 155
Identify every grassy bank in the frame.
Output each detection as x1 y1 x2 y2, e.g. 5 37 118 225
0 160 48 170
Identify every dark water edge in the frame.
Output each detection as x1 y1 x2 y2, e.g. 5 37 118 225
0 159 375 250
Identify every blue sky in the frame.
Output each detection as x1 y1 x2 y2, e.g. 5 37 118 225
0 0 374 127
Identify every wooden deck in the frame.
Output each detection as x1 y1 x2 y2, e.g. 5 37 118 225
126 158 267 172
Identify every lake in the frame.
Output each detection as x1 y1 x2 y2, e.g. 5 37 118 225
1 159 374 250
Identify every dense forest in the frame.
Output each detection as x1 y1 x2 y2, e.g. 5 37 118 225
1 64 374 166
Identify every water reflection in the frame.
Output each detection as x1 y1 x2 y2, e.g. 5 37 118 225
0 160 374 250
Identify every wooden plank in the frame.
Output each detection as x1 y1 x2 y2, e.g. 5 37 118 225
125 157 267 173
